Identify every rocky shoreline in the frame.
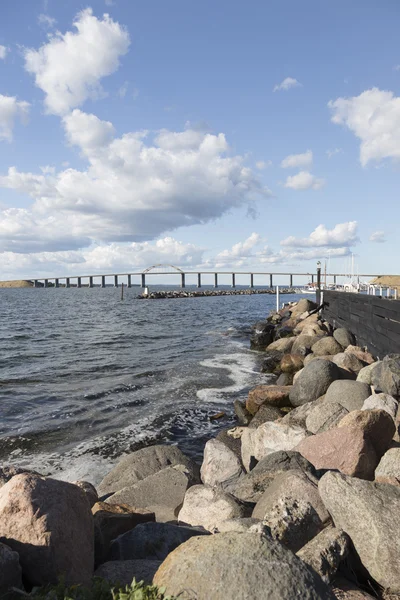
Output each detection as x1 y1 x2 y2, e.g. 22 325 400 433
1 298 400 598
137 287 297 299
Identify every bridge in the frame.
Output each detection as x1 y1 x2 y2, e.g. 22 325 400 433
25 264 385 289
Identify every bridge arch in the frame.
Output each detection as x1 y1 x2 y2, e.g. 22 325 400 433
142 264 184 274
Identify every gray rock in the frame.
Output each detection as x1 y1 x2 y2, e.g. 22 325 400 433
253 470 329 524
227 450 316 503
267 337 295 353
375 448 400 485
178 484 248 531
248 404 283 428
94 559 161 586
276 372 294 386
331 352 365 374
333 328 356 349
250 322 275 349
324 380 371 412
306 399 349 434
215 517 267 534
296 526 350 584
106 465 193 522
292 335 321 357
200 439 244 488
261 351 283 373
109 522 209 561
372 354 400 397
0 542 23 595
357 362 380 385
280 400 319 428
154 532 335 600
233 400 252 425
263 495 323 552
98 444 200 496
362 392 398 419
73 481 98 508
216 427 242 459
241 422 308 471
319 471 400 592
312 337 343 356
289 359 342 407
331 577 376 599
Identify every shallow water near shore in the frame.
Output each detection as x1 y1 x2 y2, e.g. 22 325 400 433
0 287 305 485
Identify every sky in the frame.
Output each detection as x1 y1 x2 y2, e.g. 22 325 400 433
0 0 399 282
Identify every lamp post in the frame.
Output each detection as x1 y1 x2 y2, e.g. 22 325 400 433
316 261 322 305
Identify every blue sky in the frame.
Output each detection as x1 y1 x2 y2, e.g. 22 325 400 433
0 0 399 281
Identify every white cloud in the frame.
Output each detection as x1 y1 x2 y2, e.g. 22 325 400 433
329 88 400 166
256 160 272 170
283 170 325 191
38 14 57 29
369 230 386 243
0 95 30 142
117 81 128 98
214 233 261 267
24 8 130 115
0 112 270 252
0 45 9 60
281 221 359 248
326 148 342 158
281 150 313 169
273 77 301 92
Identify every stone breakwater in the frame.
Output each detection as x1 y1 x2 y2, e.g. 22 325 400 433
137 287 296 299
1 299 400 598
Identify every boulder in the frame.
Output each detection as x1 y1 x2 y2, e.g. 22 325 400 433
0 474 93 586
0 542 23 595
306 400 349 434
333 328 356 348
109 522 209 561
241 422 308 471
216 517 267 534
73 480 98 508
233 399 252 425
98 444 200 496
275 325 295 339
357 362 380 384
106 465 194 522
252 470 329 524
0 466 40 488
200 439 244 488
345 345 375 365
296 426 378 480
362 392 398 419
215 427 242 459
319 471 400 592
267 337 295 353
312 337 343 356
276 372 294 386
375 448 400 485
324 380 371 412
289 359 342 407
250 321 275 349
291 299 318 315
261 351 283 374
292 335 320 357
246 385 292 415
280 400 319 429
280 354 304 374
92 502 155 566
371 354 400 396
178 485 248 531
337 409 395 458
153 532 336 600
297 526 350 584
227 450 316 503
95 559 161 586
331 577 376 599
248 404 283 428
331 352 365 374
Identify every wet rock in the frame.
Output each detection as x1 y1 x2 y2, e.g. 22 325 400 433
95 559 161 586
280 354 304 374
312 337 343 356
233 399 252 425
0 474 93 586
362 392 398 419
261 351 283 373
371 354 400 396
319 471 400 592
200 439 244 488
333 328 356 348
252 470 329 524
297 526 350 584
266 337 295 353
178 485 248 531
289 359 342 407
248 404 283 428
106 465 194 522
338 409 395 458
153 532 336 600
246 385 292 415
357 362 380 384
0 542 23 595
375 448 400 485
109 522 209 561
92 502 155 566
324 380 371 412
275 325 294 339
73 481 98 508
98 444 200 496
306 400 349 434
296 426 379 480
331 352 365 374
241 422 308 471
250 321 275 349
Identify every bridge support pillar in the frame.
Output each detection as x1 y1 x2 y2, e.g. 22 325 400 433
214 273 218 288
290 274 293 288
312 274 315 284
66 278 70 288
197 273 201 288
334 275 336 285
101 276 106 288
232 273 235 288
250 273 254 288
89 276 93 288
181 273 185 288
34 280 38 288
270 274 273 288
127 274 131 288
55 279 59 288
44 279 48 288
77 277 81 288
141 274 146 288
114 275 118 287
